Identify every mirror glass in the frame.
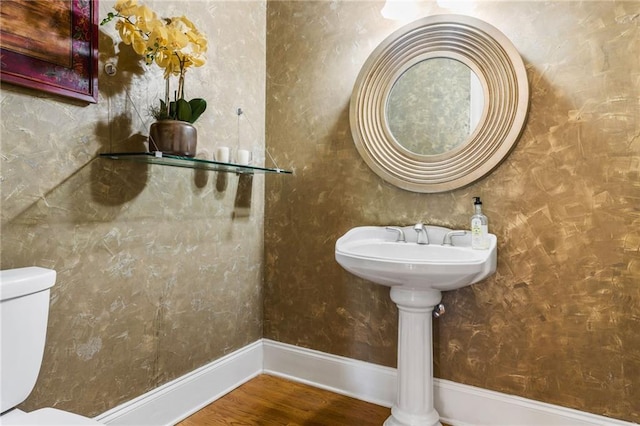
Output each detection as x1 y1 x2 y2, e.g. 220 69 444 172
386 58 483 156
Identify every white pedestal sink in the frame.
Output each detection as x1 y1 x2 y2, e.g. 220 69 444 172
335 225 497 426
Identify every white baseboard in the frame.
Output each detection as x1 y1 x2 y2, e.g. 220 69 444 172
263 340 636 426
94 340 263 426
433 379 636 426
262 339 396 408
96 339 637 426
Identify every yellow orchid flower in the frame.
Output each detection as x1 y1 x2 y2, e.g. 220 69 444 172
131 36 148 57
115 20 138 46
102 0 209 123
114 0 138 16
133 5 157 32
189 55 206 68
167 27 189 50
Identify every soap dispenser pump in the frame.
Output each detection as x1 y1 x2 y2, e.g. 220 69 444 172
471 197 489 249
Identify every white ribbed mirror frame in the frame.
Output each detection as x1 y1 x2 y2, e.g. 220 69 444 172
350 14 529 193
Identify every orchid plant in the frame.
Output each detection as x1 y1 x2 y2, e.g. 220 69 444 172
101 0 208 124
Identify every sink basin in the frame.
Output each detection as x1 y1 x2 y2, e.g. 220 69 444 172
335 225 497 291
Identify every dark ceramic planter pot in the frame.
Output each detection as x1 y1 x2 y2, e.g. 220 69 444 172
149 120 197 157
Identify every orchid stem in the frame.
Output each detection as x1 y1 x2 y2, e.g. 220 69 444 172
164 78 170 116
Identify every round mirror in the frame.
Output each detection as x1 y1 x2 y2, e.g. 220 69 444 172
386 58 484 156
350 15 529 193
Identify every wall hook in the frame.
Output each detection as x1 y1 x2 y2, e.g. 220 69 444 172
104 62 117 76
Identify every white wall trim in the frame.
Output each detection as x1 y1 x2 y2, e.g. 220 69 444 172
263 339 637 426
94 340 262 426
262 339 396 408
433 378 636 426
96 339 638 426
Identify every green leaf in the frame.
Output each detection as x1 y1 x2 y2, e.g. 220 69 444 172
188 99 207 123
175 98 192 122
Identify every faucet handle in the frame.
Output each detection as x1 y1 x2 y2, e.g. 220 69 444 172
413 223 429 245
443 230 468 246
385 226 406 242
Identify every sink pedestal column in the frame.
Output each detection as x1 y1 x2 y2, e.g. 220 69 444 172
385 287 443 426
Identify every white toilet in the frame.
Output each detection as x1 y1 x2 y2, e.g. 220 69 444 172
0 267 103 425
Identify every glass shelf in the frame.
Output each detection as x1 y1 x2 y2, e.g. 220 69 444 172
99 152 292 175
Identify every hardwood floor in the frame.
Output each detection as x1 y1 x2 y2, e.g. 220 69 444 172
177 374 390 425
177 374 451 426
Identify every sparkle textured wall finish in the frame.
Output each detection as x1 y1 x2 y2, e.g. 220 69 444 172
1 0 266 417
264 1 640 422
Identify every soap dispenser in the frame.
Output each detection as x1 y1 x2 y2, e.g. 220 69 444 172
471 197 489 249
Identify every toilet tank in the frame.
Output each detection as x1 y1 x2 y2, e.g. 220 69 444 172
0 267 56 413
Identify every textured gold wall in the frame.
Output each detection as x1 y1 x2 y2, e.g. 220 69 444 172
264 1 640 422
1 0 267 417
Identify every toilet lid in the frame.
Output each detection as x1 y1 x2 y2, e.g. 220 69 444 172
2 408 103 425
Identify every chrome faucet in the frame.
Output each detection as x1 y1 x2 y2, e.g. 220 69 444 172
443 230 468 246
413 223 429 245
385 226 406 242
